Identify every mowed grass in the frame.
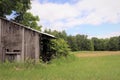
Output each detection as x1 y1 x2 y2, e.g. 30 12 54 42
74 51 120 57
0 51 120 80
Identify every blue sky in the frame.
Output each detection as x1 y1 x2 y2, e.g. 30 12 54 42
66 23 120 38
30 0 120 38
39 0 78 4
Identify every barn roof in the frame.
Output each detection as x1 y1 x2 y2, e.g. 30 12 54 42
0 17 55 38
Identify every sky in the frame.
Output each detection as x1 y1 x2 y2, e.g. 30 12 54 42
29 0 120 38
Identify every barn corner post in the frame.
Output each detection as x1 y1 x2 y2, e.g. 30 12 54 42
35 33 40 63
0 19 2 62
21 28 25 62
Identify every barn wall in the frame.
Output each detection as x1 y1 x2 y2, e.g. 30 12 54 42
0 19 2 61
35 33 40 62
24 29 40 62
0 19 22 62
21 28 25 62
0 18 43 62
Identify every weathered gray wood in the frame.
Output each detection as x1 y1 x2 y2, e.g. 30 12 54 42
21 28 25 62
1 20 22 62
24 29 36 60
0 19 2 62
35 33 40 63
5 52 21 55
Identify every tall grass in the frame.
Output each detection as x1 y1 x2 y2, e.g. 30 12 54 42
0 53 120 80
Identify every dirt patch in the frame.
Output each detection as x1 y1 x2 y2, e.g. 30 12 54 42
75 51 120 58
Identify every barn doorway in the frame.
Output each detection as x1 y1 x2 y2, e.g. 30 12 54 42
40 35 53 62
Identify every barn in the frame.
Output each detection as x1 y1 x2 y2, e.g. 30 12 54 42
0 17 55 62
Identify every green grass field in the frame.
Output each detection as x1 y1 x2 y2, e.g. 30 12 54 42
0 51 120 80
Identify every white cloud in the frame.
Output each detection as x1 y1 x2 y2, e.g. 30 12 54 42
30 0 79 22
88 32 120 39
29 0 120 31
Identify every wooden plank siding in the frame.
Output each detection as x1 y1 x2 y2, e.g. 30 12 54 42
24 29 36 61
21 28 25 62
35 33 40 63
0 19 2 61
0 19 22 62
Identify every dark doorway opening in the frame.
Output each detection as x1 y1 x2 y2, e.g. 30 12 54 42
40 35 53 62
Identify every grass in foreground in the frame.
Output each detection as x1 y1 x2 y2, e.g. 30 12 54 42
0 52 120 80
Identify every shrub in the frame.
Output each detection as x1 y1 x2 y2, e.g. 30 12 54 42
51 38 70 58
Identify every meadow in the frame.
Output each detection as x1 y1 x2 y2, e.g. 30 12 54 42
0 51 120 80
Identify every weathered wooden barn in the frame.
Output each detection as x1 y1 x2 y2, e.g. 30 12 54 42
0 17 55 62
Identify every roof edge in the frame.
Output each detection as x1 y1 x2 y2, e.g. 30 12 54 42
0 17 55 38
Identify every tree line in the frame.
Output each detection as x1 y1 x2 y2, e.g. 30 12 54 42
44 29 120 51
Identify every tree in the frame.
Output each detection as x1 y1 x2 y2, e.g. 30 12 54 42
102 39 109 51
118 36 120 50
0 0 41 31
75 34 92 51
58 30 67 41
89 39 94 51
67 35 78 51
108 37 119 51
0 0 31 21
44 29 52 34
21 12 41 31
91 37 104 51
44 29 68 40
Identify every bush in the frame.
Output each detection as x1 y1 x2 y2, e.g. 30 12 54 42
51 38 70 58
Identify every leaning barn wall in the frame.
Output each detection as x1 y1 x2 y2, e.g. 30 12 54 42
0 19 2 61
21 28 40 62
24 29 40 62
0 18 40 62
0 19 23 62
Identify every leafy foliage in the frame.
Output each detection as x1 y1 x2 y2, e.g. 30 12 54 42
0 0 31 18
51 38 70 57
118 36 120 50
21 12 41 31
0 0 41 31
67 35 78 51
108 37 119 51
44 29 120 51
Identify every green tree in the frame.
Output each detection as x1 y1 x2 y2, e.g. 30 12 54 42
76 34 92 51
108 37 119 51
58 30 67 41
91 37 104 51
118 36 120 50
0 0 31 19
89 39 94 51
21 12 41 31
44 29 67 40
0 0 41 31
103 39 109 51
67 35 78 51
44 29 52 34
